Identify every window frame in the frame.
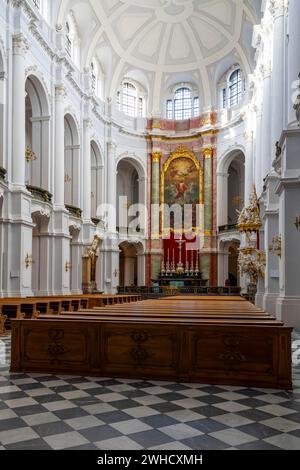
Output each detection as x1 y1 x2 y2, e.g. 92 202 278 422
165 85 200 120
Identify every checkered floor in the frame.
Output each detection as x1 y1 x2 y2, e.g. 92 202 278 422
1 334 300 450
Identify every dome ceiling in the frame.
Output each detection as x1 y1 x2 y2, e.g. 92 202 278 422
56 0 261 112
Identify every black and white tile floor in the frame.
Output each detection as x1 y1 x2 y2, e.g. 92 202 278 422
0 333 300 450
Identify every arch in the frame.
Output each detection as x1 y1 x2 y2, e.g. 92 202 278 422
25 75 51 191
64 113 80 208
116 153 147 181
218 238 241 287
119 240 145 287
217 146 246 174
116 156 147 237
217 148 245 228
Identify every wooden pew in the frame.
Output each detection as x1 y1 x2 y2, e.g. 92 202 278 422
10 314 292 389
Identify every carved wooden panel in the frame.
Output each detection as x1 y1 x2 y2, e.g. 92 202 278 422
20 323 98 373
102 324 180 379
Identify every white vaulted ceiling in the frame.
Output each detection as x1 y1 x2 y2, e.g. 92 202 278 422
55 0 262 112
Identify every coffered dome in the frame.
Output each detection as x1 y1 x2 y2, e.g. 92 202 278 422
55 0 261 112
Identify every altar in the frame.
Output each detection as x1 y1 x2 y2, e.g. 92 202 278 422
157 277 208 287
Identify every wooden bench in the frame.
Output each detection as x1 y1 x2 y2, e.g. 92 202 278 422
11 312 292 389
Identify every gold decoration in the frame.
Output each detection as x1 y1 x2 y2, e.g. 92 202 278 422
65 261 72 272
269 235 282 258
161 146 204 236
64 174 71 183
25 254 33 269
202 147 214 158
295 216 300 231
237 185 262 233
152 152 162 163
87 235 101 259
238 247 265 284
152 120 161 130
25 147 37 162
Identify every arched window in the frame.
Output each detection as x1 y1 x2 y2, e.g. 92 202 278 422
65 21 72 57
221 68 244 109
229 69 243 107
91 61 97 94
123 82 137 117
117 80 145 118
33 0 41 9
65 14 80 67
166 86 200 120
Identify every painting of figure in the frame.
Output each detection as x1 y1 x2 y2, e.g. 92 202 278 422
163 156 200 230
164 157 199 206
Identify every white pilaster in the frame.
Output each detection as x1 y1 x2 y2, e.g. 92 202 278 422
276 129 300 329
263 173 280 315
216 172 228 227
270 0 285 147
260 63 272 183
107 141 117 234
244 132 254 204
54 85 66 208
287 0 300 127
83 119 93 222
12 34 28 188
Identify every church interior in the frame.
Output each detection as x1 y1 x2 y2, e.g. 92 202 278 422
0 0 300 451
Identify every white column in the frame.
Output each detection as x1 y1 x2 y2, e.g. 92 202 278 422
287 0 300 127
276 130 300 329
107 141 117 233
244 131 254 204
12 34 28 188
54 85 66 207
83 119 92 222
270 0 285 146
260 64 272 183
263 173 280 315
216 172 228 227
254 106 263 194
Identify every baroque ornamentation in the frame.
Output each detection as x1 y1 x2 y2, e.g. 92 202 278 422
272 141 282 175
87 235 101 259
25 146 37 162
294 73 300 124
269 235 282 257
152 152 162 163
219 335 246 371
12 33 29 56
47 329 67 364
237 185 262 233
238 248 266 284
25 254 33 269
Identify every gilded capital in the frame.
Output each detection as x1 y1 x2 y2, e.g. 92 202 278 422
202 147 214 159
152 152 162 163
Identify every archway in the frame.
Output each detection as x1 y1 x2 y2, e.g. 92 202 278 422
25 75 50 191
64 114 80 209
218 239 241 287
116 157 146 236
227 158 245 225
91 141 103 219
119 241 145 287
217 150 245 228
